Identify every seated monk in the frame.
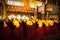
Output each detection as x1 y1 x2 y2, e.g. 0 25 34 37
44 20 50 36
49 20 55 34
13 19 24 40
0 21 11 40
26 20 35 40
36 20 44 40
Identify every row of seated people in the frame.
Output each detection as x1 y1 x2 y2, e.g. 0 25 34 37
0 19 60 40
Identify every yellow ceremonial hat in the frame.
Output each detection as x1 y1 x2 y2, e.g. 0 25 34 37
4 21 7 27
44 21 49 26
13 19 20 28
26 20 33 26
49 20 54 26
38 20 42 27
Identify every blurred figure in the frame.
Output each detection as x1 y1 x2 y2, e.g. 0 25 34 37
54 20 60 31
21 19 27 39
0 20 4 40
31 19 38 28
13 19 24 40
36 20 44 40
49 20 55 34
26 20 35 40
52 20 59 34
6 19 15 39
6 19 15 31
43 20 50 36
0 21 11 40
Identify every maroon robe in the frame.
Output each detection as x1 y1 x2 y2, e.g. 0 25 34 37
26 25 35 40
0 27 11 40
13 26 24 40
52 24 59 34
36 27 44 40
44 26 50 36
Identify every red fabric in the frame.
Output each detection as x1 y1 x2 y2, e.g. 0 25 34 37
0 27 11 40
45 26 50 35
52 24 59 33
36 27 44 40
26 25 35 40
49 24 59 35
13 26 24 40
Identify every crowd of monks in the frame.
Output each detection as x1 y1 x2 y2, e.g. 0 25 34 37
0 18 60 40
